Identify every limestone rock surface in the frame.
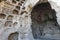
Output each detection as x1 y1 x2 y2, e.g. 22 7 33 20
0 0 60 40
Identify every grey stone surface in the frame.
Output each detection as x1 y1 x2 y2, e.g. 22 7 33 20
0 0 60 40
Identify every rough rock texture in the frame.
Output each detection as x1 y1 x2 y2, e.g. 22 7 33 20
0 0 38 40
31 2 60 40
0 0 60 40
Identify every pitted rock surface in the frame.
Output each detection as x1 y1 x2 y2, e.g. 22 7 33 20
0 0 60 40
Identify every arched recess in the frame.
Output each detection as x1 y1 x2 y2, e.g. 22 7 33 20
8 32 18 40
31 1 60 39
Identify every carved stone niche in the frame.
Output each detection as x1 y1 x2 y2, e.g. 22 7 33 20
31 2 60 39
12 9 19 15
0 14 6 19
7 15 13 20
8 32 18 40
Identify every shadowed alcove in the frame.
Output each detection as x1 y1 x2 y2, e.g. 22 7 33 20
8 32 18 40
31 2 60 39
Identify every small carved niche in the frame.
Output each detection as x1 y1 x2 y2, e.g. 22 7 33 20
8 32 18 40
7 15 13 20
13 9 19 15
13 22 18 26
12 0 16 4
22 7 25 9
21 1 24 3
16 6 20 10
18 3 22 6
5 21 12 27
20 11 28 15
0 14 6 19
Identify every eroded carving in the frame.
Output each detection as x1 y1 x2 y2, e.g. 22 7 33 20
16 6 20 10
20 11 28 15
12 0 16 4
5 21 12 27
13 9 19 15
7 15 13 20
13 22 18 27
0 14 6 19
8 32 18 40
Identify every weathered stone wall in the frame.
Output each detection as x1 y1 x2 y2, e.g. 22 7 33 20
0 0 60 40
0 0 39 40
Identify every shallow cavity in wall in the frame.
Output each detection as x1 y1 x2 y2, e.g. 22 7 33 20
8 32 18 40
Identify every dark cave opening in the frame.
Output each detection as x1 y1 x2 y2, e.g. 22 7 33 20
31 2 60 39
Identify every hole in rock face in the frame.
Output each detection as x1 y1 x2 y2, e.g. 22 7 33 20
16 6 20 10
18 3 22 6
31 2 60 39
5 21 12 27
13 9 19 15
8 32 18 40
21 1 24 3
12 0 16 4
7 15 13 20
13 22 18 26
0 14 6 19
20 11 28 15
